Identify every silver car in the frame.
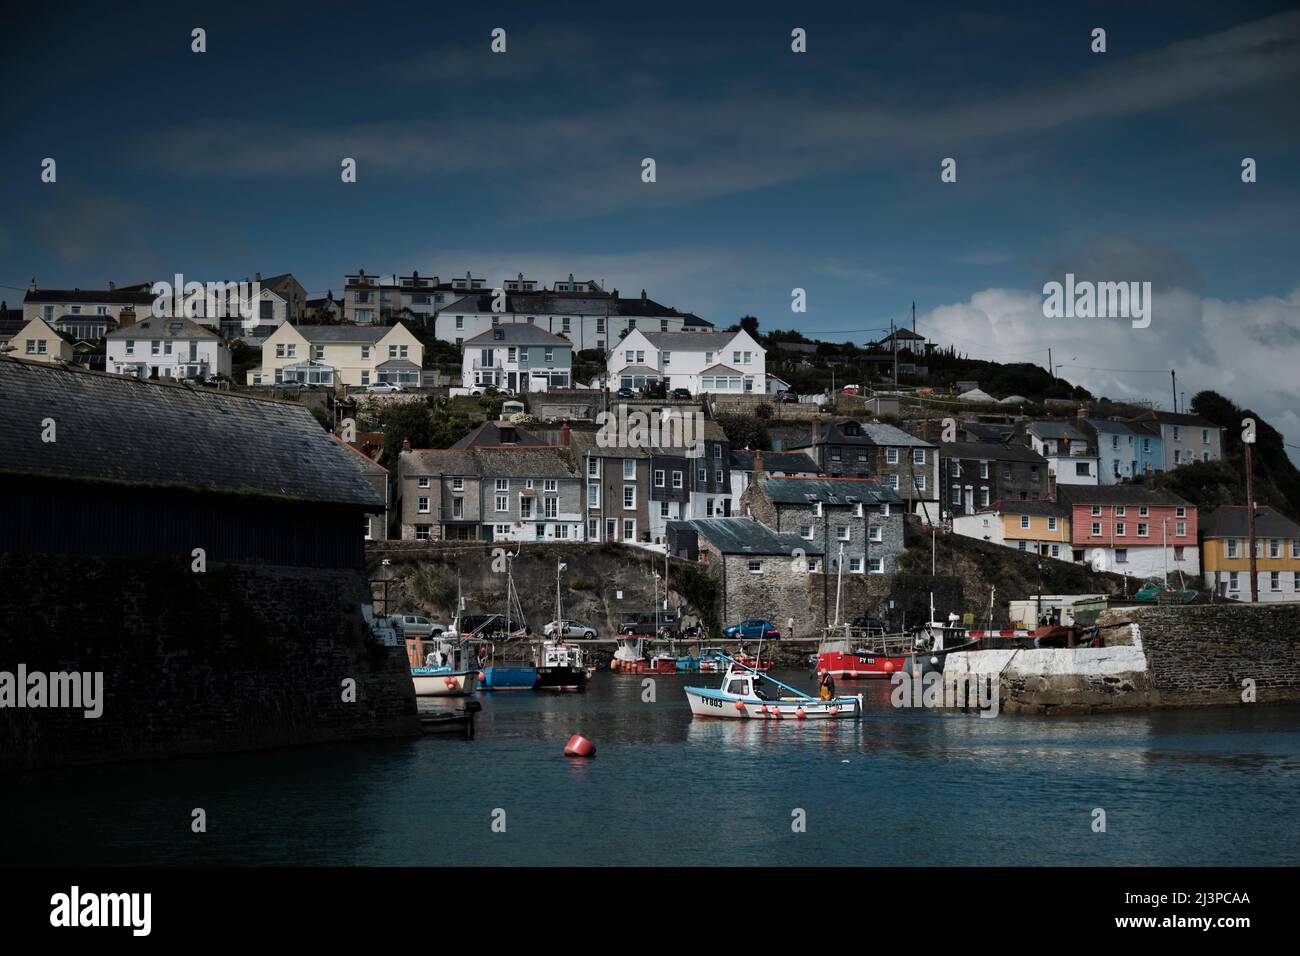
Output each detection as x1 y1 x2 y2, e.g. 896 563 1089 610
395 615 443 638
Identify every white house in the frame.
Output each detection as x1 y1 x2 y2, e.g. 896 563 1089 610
1026 421 1100 487
607 329 766 395
105 316 231 380
463 324 572 393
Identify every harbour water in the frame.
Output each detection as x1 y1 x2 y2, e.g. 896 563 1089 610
6 672 1300 866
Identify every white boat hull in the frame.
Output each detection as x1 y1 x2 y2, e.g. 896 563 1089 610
412 669 478 697
685 688 862 719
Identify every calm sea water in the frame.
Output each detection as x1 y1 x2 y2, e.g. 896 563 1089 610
6 672 1300 866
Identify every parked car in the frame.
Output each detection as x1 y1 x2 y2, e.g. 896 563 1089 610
850 616 886 635
365 382 406 394
722 618 782 640
467 385 515 397
394 615 444 638
543 620 598 639
642 381 668 399
616 387 635 399
777 389 799 403
619 609 680 637
671 387 693 400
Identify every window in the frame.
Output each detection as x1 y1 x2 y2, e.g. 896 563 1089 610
418 477 430 489
662 351 670 366
1091 506 1102 517
1201 429 1209 444
715 469 724 484
1176 521 1186 537
1115 549 1128 564
1075 462 1091 476
544 497 557 519
698 467 707 482
951 461 962 478
496 479 509 492
1115 506 1126 517
544 479 557 493
889 475 899 491
951 488 962 505
1270 571 1281 592
1226 539 1239 558
588 518 599 540
869 526 882 542
495 495 508 512
588 484 600 508
416 495 430 514
623 459 636 480
672 471 683 489
979 488 990 507
587 458 600 478
1020 515 1031 529
979 462 988 479
836 527 849 541
886 448 899 465
849 558 863 573
747 560 763 574
1228 572 1239 591
913 474 926 492
496 524 511 536
1269 539 1281 558
1139 506 1149 517
913 449 926 465
1091 522 1101 536
867 558 882 574
654 469 665 487
660 501 670 518
623 519 635 539
414 524 432 541
623 485 636 509
1115 523 1125 536
879 504 890 516
1175 507 1185 518
520 497 533 519
1047 517 1057 531
451 478 464 491
799 525 813 539
1137 523 1149 537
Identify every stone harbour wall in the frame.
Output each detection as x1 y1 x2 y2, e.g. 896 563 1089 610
943 602 1300 713
0 554 420 772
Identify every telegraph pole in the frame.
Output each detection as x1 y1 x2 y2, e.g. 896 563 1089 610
891 320 898 389
1246 441 1259 603
1171 370 1177 413
1048 348 1054 381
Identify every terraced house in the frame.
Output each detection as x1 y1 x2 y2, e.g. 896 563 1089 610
247 322 423 387
1056 485 1199 579
565 429 653 546
1200 505 1300 602
741 475 906 575
1082 418 1163 483
789 420 939 517
1024 420 1100 487
937 441 1048 516
461 323 572 393
1127 410 1224 470
397 442 582 543
952 499 1072 561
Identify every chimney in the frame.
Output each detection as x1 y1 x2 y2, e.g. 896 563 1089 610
641 289 647 302
118 305 137 329
753 448 764 480
255 272 262 282
28 278 37 292
108 281 115 291
560 421 571 447
613 288 619 299
1077 403 1088 420
402 436 411 451
413 269 419 279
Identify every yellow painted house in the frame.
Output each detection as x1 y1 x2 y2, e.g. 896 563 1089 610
953 499 1072 561
9 317 73 364
1202 505 1300 602
247 323 423 388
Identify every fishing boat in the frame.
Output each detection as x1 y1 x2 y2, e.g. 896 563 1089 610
684 655 863 719
534 558 588 691
408 635 479 697
902 595 981 678
813 545 909 678
697 647 727 672
479 548 537 690
609 635 676 673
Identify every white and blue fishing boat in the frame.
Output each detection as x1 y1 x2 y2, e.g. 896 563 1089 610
684 654 863 720
410 636 479 697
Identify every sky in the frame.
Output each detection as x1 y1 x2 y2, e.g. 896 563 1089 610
2 0 1299 447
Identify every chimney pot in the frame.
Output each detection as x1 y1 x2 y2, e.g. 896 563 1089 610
560 422 571 447
401 436 411 451
255 272 261 282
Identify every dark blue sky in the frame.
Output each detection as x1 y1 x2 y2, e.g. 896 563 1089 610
3 1 1299 429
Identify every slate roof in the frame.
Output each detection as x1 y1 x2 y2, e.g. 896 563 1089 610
105 316 220 340
0 360 384 509
465 324 572 346
730 449 819 473
670 517 825 556
757 476 904 506
792 420 933 449
566 429 653 459
402 445 576 479
1084 418 1137 435
640 330 745 351
1129 410 1220 428
938 441 1047 464
450 421 549 449
985 498 1067 517
1027 421 1089 443
294 325 394 343
1055 485 1191 508
1201 505 1300 539
25 288 155 305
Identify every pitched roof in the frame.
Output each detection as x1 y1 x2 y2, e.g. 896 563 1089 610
0 360 383 508
464 324 572 347
1129 409 1220 428
401 445 576 478
1055 484 1191 508
757 476 904 506
450 421 550 449
1027 420 1090 443
105 316 220 340
638 330 750 351
938 441 1047 464
1083 418 1137 435
792 420 933 449
671 517 825 556
730 449 819 473
295 324 394 343
1201 505 1300 539
25 287 155 305
962 421 1017 442
984 498 1067 517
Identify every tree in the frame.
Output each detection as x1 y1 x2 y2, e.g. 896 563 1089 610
379 402 436 463
715 414 770 450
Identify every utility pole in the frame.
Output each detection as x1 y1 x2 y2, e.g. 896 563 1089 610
891 319 898 389
911 301 916 335
1170 370 1177 413
1246 440 1259 603
1048 348 1054 381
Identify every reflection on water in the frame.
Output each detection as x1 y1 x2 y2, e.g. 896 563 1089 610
4 670 1300 866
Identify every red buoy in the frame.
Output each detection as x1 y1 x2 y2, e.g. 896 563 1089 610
796 707 807 719
563 734 596 758
735 700 746 712
443 676 458 688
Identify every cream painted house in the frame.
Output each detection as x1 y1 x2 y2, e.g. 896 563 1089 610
246 322 424 388
10 317 73 364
